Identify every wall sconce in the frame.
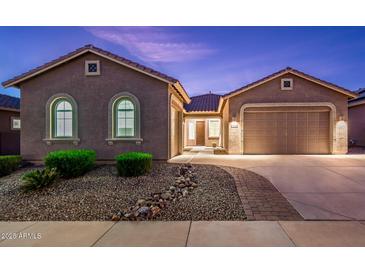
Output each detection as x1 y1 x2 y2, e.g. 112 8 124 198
230 115 238 128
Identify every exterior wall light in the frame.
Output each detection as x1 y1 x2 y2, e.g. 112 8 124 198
230 115 238 128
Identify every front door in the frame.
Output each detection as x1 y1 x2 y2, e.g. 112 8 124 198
196 121 205 146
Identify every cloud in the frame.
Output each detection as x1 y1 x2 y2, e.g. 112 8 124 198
85 27 216 62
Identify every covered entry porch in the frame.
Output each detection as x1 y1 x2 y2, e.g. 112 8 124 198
183 116 223 149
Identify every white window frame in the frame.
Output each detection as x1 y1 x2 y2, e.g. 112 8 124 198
188 120 196 140
11 117 21 130
85 60 100 76
208 119 220 138
281 78 293 90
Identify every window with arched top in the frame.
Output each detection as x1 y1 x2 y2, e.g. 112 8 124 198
45 94 79 145
107 92 141 143
54 99 73 137
116 99 135 137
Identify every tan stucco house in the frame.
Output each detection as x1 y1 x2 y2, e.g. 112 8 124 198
1 45 358 160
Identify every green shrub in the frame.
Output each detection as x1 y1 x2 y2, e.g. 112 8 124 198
21 168 59 192
116 152 152 177
0 155 22 177
44 149 96 178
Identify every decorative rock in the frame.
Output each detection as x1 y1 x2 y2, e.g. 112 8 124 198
182 190 189 197
180 166 189 175
111 214 121 221
191 182 198 188
151 206 161 217
136 199 146 206
124 212 132 218
161 192 172 200
138 206 150 217
178 183 185 188
169 186 176 191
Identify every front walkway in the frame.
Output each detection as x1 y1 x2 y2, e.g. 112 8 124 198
2 221 365 247
170 152 365 220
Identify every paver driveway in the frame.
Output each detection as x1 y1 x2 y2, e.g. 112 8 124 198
170 153 365 220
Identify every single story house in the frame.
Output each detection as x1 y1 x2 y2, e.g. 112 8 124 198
0 94 20 155
348 88 365 146
1 45 358 160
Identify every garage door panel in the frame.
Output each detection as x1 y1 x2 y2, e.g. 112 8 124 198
243 109 330 154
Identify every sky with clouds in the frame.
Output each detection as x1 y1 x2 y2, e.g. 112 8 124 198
1 26 365 98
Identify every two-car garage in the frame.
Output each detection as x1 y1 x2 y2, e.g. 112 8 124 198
242 106 331 154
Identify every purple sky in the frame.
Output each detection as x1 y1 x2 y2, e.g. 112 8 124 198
1 26 365 98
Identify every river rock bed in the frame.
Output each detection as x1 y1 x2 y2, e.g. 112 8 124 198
0 162 246 221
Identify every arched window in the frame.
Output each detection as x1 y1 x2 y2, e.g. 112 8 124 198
107 92 141 141
45 94 79 144
116 99 135 137
54 99 73 137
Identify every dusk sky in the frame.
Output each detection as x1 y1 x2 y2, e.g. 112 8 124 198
1 26 365 98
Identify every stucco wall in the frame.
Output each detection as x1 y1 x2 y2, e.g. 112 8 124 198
349 104 365 146
19 52 170 160
226 73 349 154
0 109 20 155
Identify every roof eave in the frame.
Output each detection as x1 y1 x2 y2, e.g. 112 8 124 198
173 82 191 104
349 98 365 108
223 69 358 100
0 107 20 112
2 47 183 90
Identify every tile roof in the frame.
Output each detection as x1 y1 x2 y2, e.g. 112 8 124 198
0 94 20 110
2 44 179 87
349 88 365 104
224 67 357 98
184 93 221 112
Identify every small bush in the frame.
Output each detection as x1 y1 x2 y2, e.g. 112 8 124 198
0 155 22 177
116 152 152 177
44 149 96 178
21 168 59 192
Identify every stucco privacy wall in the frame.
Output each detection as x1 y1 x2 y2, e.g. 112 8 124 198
20 52 170 160
226 73 349 154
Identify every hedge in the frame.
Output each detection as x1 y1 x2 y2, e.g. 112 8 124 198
0 155 22 177
44 149 96 178
116 152 152 177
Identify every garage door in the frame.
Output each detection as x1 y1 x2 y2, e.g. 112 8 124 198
243 107 330 154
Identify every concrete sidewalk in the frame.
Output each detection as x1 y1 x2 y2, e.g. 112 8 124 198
2 221 365 247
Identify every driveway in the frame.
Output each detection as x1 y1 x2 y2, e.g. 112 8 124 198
170 153 365 220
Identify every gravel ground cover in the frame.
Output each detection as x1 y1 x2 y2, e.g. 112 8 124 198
0 163 245 221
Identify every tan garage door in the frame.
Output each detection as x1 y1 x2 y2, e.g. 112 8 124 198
243 108 330 154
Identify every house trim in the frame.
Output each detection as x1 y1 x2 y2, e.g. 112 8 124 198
44 93 79 145
107 91 141 144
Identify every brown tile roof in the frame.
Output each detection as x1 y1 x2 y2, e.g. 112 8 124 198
0 94 20 110
184 93 221 112
2 44 179 87
224 67 357 99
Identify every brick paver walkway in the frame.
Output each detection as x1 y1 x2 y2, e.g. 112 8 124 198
222 167 303 221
